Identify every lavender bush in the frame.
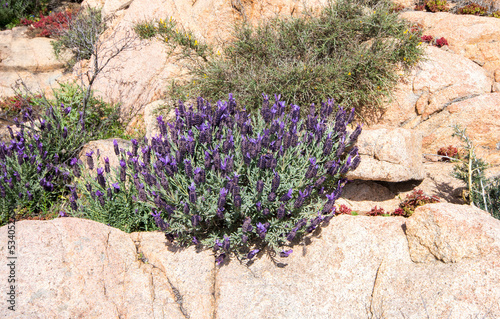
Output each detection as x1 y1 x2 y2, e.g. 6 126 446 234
0 105 73 222
74 94 361 261
0 83 122 223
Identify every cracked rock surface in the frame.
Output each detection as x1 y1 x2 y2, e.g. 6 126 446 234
1 203 499 318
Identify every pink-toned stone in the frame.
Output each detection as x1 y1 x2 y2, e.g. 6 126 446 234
130 232 216 319
380 46 491 126
346 128 425 182
0 218 185 318
2 207 500 318
400 11 500 75
406 203 500 263
0 26 72 98
416 93 500 166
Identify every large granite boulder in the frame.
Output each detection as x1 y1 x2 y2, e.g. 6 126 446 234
1 203 499 318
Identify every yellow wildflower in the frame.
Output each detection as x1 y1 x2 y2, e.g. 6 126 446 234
403 29 408 34
418 42 422 45
195 40 198 46
348 72 351 76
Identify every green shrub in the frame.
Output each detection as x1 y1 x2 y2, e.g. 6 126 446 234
133 17 210 60
73 94 362 262
0 0 48 29
52 7 104 64
172 0 422 118
424 0 448 12
457 3 488 16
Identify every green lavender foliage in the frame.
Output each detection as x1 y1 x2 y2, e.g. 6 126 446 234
74 94 362 261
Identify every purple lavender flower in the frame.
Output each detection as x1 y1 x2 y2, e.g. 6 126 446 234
271 172 280 192
204 150 212 170
349 124 362 145
97 167 106 188
279 188 293 202
184 158 193 177
62 127 68 139
267 192 276 202
350 156 361 170
256 222 269 239
152 210 169 231
280 249 293 258
255 201 262 211
277 204 285 219
233 194 242 207
183 202 190 215
194 167 205 185
192 236 199 245
70 199 78 211
218 187 228 209
247 249 259 260
103 157 110 173
119 159 127 182
113 139 120 156
95 190 105 206
216 253 226 266
138 183 147 201
287 228 297 242
242 217 253 232
188 182 197 203
86 150 94 170
294 189 308 209
216 207 225 219
256 180 264 193
263 208 270 216
222 235 231 251
191 214 201 227
112 183 120 193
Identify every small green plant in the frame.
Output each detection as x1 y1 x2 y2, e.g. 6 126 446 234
173 0 423 117
491 11 500 18
457 3 488 16
451 125 500 219
398 189 439 217
437 145 458 161
52 7 104 64
424 0 449 12
133 17 210 61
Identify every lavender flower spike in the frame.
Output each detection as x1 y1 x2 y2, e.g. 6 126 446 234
188 182 197 203
247 249 260 260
